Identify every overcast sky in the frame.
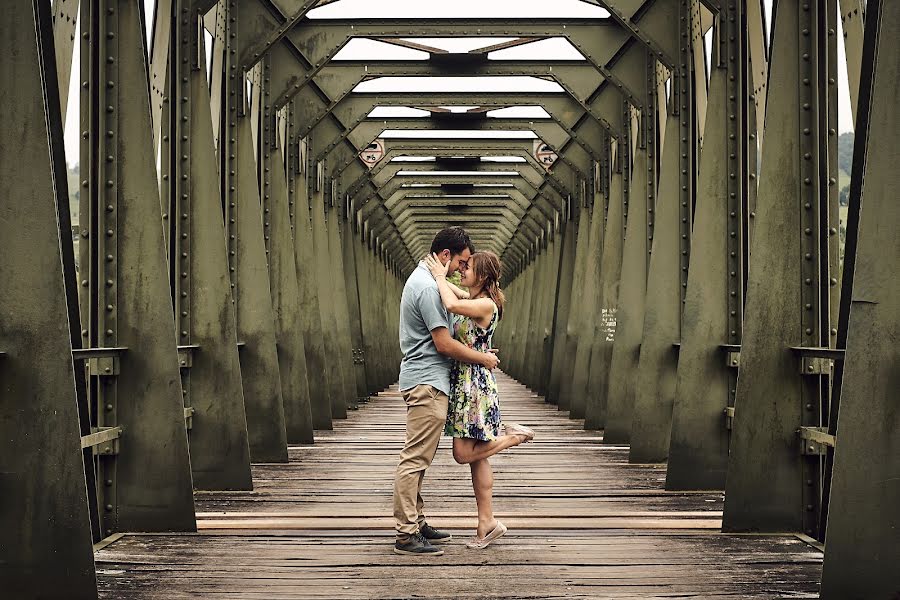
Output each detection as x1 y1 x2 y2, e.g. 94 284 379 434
62 0 854 167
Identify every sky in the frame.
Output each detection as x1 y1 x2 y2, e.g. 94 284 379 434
62 0 855 167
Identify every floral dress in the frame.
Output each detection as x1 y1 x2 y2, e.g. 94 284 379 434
444 303 502 441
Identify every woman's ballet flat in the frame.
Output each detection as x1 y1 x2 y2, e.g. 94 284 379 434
466 521 508 549
504 423 535 442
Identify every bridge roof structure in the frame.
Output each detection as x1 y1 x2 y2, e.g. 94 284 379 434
2 0 897 598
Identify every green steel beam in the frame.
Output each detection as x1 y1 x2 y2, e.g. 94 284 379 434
821 3 899 593
1 3 97 596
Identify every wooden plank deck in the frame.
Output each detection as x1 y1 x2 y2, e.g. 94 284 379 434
95 373 823 598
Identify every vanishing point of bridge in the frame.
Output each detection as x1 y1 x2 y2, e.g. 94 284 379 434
1 0 897 598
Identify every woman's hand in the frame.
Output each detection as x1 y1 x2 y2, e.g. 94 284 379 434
424 253 450 279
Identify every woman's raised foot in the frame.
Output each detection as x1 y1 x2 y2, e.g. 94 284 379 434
504 423 535 443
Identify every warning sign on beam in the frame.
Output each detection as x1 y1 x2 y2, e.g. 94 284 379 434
359 139 385 168
533 140 558 169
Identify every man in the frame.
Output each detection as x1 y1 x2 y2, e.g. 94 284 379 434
393 227 501 556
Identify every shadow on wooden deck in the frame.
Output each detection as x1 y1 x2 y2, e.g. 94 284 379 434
95 372 822 599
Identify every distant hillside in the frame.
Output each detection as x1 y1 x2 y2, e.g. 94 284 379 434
837 132 853 206
67 163 79 225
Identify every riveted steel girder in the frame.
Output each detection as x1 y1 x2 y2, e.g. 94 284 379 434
343 143 573 202
321 117 598 175
2 4 98 596
288 67 622 141
249 18 642 106
367 163 562 211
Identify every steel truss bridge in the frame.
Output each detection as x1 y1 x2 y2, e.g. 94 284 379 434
1 0 897 598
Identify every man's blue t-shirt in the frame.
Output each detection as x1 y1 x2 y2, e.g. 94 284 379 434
398 263 453 396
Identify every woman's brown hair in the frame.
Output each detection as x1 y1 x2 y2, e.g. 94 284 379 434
470 251 506 319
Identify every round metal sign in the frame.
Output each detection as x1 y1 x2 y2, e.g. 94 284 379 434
534 140 558 169
360 139 385 167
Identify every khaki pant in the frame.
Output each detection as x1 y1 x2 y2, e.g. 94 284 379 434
393 384 449 538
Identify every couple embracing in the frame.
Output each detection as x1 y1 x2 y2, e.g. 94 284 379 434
392 226 534 556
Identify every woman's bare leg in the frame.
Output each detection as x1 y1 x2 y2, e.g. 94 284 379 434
452 435 525 465
470 458 496 538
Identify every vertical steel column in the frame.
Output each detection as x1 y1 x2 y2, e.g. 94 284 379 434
352 229 379 395
289 132 333 429
79 0 196 534
723 0 840 533
259 57 315 444
628 52 693 462
555 201 592 411
520 240 541 389
324 188 362 411
821 2 899 595
537 219 565 396
233 112 289 461
667 11 736 489
604 97 652 445
546 202 578 405
213 1 281 458
570 181 606 419
585 138 627 430
531 224 559 394
310 160 349 419
341 203 371 404
162 2 252 491
0 3 97 595
217 1 289 461
510 246 537 381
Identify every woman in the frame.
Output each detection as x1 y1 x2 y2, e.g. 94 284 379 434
424 250 534 549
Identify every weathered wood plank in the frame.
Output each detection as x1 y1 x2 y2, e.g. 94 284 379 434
96 373 822 598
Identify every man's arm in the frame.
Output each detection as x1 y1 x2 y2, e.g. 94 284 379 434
431 327 499 370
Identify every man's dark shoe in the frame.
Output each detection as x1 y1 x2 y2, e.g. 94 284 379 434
394 532 444 556
419 522 453 544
